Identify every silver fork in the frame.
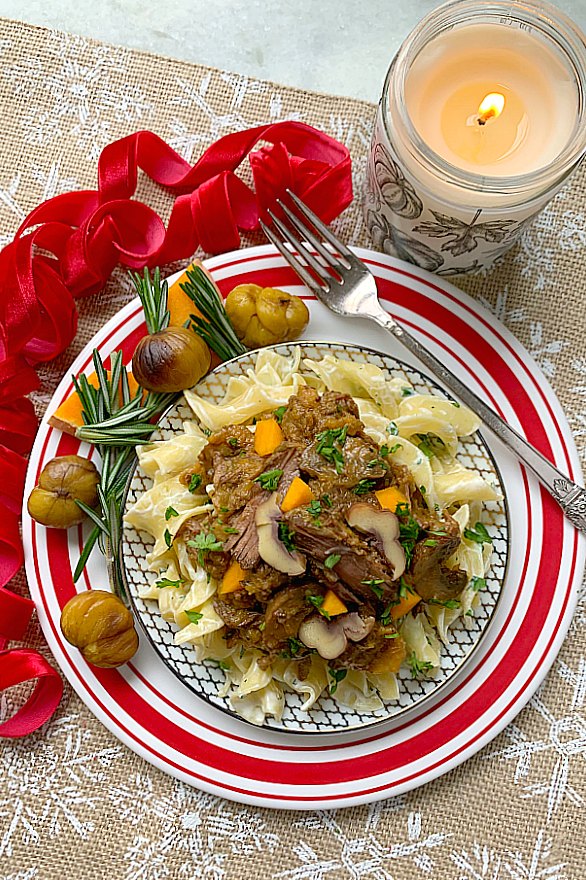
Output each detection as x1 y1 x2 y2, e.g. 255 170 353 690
260 190 586 533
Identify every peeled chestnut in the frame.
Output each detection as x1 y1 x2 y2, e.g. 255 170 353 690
225 284 309 348
27 454 100 529
132 326 211 393
60 590 139 668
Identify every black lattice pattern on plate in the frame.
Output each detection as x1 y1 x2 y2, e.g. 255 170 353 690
122 343 509 733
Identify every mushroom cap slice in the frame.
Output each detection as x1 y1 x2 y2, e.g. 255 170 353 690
255 493 306 576
298 615 348 660
346 502 406 579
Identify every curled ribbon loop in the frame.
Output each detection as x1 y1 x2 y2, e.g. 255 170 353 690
0 121 353 737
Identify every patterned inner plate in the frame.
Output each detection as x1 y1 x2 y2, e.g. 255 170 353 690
122 341 509 734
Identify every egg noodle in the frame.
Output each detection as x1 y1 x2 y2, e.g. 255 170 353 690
125 349 500 725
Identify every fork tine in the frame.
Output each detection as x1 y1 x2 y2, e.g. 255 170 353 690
286 189 355 259
259 220 327 297
266 209 332 288
277 199 348 273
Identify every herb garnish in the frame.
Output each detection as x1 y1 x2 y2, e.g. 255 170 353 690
308 594 330 619
188 473 202 493
274 405 287 424
328 668 347 694
187 531 224 567
307 499 322 525
287 637 303 657
180 264 246 361
353 479 376 495
278 522 297 553
423 538 438 547
395 504 421 567
223 526 239 535
384 632 400 639
464 522 492 545
254 468 283 491
165 506 179 520
316 426 348 473
227 437 239 449
408 653 433 678
380 604 393 626
155 577 184 589
362 577 385 599
321 494 333 508
389 443 402 454
387 421 399 435
401 387 415 397
324 553 341 569
471 576 486 592
185 610 204 624
164 529 172 549
429 598 461 609
398 577 414 599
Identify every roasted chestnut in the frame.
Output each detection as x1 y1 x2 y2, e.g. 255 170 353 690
27 455 100 529
60 590 138 668
225 284 309 348
132 326 211 392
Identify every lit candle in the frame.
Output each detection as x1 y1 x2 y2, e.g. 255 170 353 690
365 0 586 275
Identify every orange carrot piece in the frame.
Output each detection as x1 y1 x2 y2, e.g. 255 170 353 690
280 477 314 512
390 590 421 620
375 486 407 512
219 560 246 594
254 418 284 456
321 589 348 617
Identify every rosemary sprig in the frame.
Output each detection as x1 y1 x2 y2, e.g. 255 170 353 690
72 270 180 597
180 264 246 361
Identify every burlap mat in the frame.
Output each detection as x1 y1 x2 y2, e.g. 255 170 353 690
0 17 584 880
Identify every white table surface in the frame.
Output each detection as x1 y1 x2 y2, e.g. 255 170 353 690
1 0 585 103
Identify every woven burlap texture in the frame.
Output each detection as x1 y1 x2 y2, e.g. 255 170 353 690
0 17 584 880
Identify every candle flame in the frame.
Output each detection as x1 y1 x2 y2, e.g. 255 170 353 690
477 92 505 125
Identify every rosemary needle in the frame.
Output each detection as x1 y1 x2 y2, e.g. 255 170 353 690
179 265 246 361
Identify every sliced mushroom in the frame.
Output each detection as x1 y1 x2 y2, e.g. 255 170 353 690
255 493 306 576
298 615 347 660
298 612 376 660
346 503 406 579
339 611 375 642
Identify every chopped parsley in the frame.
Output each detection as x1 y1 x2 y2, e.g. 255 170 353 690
420 485 427 495
316 426 348 473
387 421 399 435
429 598 461 609
362 577 385 599
384 632 400 639
401 386 415 397
254 468 283 491
379 604 393 626
188 473 202 493
423 539 438 547
223 526 239 535
408 653 433 678
227 436 239 449
328 668 347 694
307 499 322 525
274 405 287 424
187 531 224 567
164 529 172 549
324 553 341 569
389 443 402 454
185 610 203 624
258 621 266 631
307 593 330 619
353 479 376 495
278 522 297 553
321 493 333 508
213 659 230 670
155 577 184 589
452 401 461 408
287 637 303 657
395 504 421 567
165 506 179 520
415 433 445 459
471 576 486 592
398 577 414 599
464 522 492 545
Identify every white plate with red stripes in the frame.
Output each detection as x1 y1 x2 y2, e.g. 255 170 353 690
23 245 585 809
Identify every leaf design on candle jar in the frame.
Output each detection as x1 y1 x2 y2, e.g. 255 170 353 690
413 208 517 256
374 144 423 220
366 209 444 272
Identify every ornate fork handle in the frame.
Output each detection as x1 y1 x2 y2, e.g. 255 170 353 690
371 309 586 534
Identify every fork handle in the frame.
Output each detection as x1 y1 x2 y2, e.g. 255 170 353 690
370 308 586 532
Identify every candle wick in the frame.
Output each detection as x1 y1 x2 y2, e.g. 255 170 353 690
477 117 487 126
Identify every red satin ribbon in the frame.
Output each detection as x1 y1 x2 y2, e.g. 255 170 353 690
0 121 353 737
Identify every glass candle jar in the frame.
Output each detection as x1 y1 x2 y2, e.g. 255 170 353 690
364 0 586 276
